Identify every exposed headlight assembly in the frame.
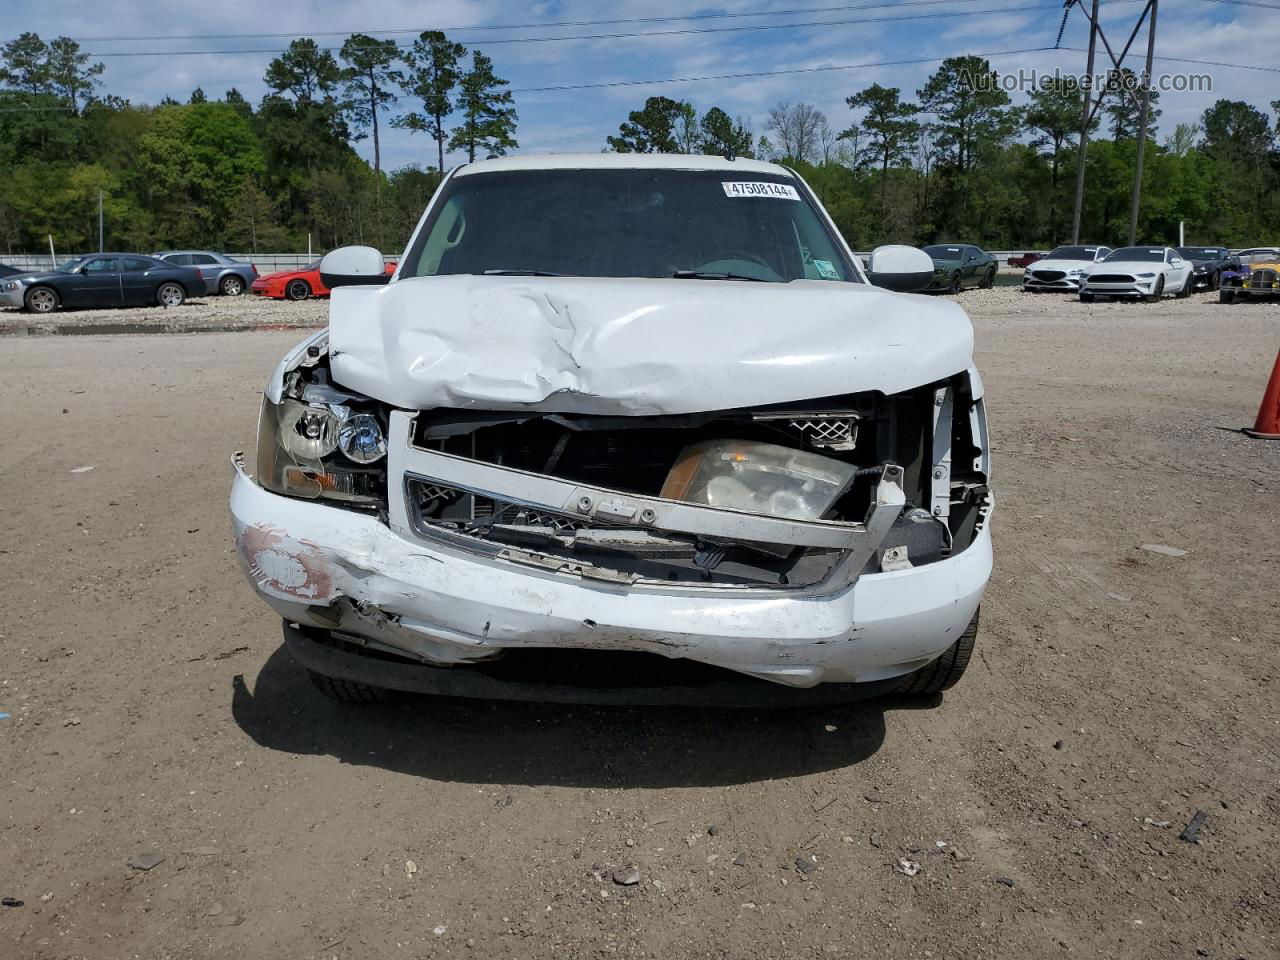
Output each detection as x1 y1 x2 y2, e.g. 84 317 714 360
257 397 386 505
660 440 856 521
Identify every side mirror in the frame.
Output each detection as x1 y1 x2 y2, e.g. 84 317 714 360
320 245 390 289
867 245 935 293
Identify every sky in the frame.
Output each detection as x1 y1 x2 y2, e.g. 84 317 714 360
5 0 1279 171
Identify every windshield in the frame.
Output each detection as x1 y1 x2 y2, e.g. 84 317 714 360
1176 247 1223 259
56 258 85 273
923 245 964 258
401 168 858 283
1105 247 1164 263
1046 246 1100 260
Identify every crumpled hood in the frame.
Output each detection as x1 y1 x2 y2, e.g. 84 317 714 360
327 274 974 415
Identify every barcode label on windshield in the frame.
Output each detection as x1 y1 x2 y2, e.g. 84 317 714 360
722 181 801 200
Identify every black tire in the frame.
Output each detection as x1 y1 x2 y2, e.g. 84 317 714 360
1219 288 1235 304
220 274 244 296
286 279 311 301
1175 275 1192 299
1079 291 1095 303
898 610 979 696
1209 270 1220 291
24 285 60 313
979 266 995 289
157 282 186 307
307 669 399 703
1144 276 1164 303
948 271 962 294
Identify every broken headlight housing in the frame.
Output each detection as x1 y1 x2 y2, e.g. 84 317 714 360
660 440 856 521
256 396 387 506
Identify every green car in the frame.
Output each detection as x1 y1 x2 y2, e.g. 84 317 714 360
921 244 997 293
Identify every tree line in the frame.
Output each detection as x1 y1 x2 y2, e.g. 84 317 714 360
0 30 516 253
1 32 1276 256
605 57 1280 249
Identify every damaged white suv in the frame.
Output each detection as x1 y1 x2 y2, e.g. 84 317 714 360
231 154 993 706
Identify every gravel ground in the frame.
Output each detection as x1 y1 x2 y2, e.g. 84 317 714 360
0 293 328 334
0 288 1277 959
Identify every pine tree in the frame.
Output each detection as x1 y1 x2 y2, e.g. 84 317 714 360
395 31 466 173
448 51 517 162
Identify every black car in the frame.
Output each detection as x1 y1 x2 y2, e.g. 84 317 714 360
0 253 204 313
1174 246 1240 291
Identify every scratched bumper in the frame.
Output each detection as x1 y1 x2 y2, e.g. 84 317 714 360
230 463 992 689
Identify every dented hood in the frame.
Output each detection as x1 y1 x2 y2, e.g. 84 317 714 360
327 275 973 415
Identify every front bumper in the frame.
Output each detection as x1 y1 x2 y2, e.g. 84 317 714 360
230 459 993 689
1082 280 1157 298
1023 276 1082 292
0 286 26 307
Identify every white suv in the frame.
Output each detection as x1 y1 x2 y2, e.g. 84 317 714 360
230 154 993 706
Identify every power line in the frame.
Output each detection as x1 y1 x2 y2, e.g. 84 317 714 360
66 0 1039 44
83 2 1144 58
1056 45 1280 73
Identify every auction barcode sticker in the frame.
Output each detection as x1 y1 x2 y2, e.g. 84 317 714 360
722 181 801 200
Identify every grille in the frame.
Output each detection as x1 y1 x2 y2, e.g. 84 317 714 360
1249 268 1278 288
1032 269 1066 281
753 413 859 451
1088 273 1134 284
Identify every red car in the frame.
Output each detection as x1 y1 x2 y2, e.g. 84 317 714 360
1006 252 1043 268
251 260 396 300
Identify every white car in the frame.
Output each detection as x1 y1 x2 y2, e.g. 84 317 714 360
1022 244 1112 292
229 154 993 706
1079 246 1194 302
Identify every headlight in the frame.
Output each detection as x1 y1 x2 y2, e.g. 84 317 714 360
1136 272 1156 278
1066 268 1083 277
2 280 19 291
660 440 856 521
257 397 386 505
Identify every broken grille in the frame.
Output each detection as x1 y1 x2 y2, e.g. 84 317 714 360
754 412 859 451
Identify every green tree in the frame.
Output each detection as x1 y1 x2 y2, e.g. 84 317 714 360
917 56 1012 174
340 34 402 178
0 32 50 94
607 96 694 153
396 31 466 173
189 87 207 104
842 84 920 220
1101 68 1161 140
697 107 752 157
226 177 287 252
1200 99 1272 165
1025 77 1091 243
45 36 103 113
265 38 342 103
448 51 517 162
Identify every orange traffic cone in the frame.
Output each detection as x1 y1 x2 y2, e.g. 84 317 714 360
1244 348 1280 440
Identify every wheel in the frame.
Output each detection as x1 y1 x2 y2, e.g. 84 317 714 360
1079 291 1095 303
1144 276 1164 303
23 285 59 313
1209 270 1220 291
979 267 995 289
947 271 962 294
898 610 979 695
157 282 186 307
307 669 399 703
219 275 244 296
286 279 311 301
1175 275 1192 299
1219 288 1235 304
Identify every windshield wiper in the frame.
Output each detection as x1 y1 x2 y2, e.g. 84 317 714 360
482 269 574 277
672 270 770 282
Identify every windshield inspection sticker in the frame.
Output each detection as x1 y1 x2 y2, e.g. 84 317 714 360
722 181 801 200
813 259 840 279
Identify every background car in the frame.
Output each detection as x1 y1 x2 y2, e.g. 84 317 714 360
1234 247 1280 260
1219 255 1280 303
0 253 203 313
921 243 997 292
1079 246 1193 302
154 250 257 296
1022 244 1112 293
251 259 395 300
1007 252 1042 268
1174 246 1239 291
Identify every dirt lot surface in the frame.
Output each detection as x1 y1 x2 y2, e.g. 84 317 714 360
1 293 327 334
1 287 1277 959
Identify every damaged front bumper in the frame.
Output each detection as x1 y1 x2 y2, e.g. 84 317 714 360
231 439 992 689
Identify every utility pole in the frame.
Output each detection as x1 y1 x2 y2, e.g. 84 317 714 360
97 190 104 253
1127 0 1158 245
1070 0 1100 244
1068 0 1159 244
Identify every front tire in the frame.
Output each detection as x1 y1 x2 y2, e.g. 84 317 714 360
307 669 399 703
24 285 60 313
948 272 962 294
220 275 244 296
1175 275 1192 299
286 279 311 301
898 611 979 695
1144 276 1164 303
1219 288 1236 304
979 267 995 289
1079 291 1095 303
157 282 186 308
